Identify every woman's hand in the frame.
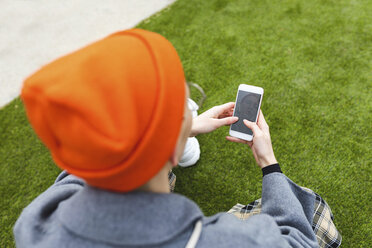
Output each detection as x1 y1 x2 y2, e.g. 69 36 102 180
226 110 277 169
190 102 238 137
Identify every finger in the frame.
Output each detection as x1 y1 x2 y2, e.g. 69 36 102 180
226 136 248 144
220 107 235 117
215 116 238 127
220 101 235 109
213 102 235 116
219 105 236 118
243 119 261 136
226 136 253 147
257 110 269 133
219 111 234 118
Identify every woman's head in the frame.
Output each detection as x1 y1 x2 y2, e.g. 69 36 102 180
22 29 188 192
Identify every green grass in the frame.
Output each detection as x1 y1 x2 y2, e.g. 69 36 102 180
1 0 371 246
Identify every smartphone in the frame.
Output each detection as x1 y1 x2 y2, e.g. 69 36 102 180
229 84 264 141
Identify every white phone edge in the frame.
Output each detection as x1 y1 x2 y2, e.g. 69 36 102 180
229 84 264 141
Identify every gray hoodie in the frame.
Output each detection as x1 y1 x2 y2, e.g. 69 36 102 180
14 171 318 247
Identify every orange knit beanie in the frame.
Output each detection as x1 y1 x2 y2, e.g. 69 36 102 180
21 29 186 192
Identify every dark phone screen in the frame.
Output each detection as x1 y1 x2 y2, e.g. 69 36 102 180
231 91 261 135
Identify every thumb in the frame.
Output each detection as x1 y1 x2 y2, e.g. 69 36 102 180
216 116 239 127
243 119 260 135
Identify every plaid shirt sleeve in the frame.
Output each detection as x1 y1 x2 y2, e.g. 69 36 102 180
228 187 342 248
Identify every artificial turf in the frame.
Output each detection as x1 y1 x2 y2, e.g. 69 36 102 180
1 0 371 247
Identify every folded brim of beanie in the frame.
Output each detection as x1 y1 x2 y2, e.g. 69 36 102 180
21 29 186 192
